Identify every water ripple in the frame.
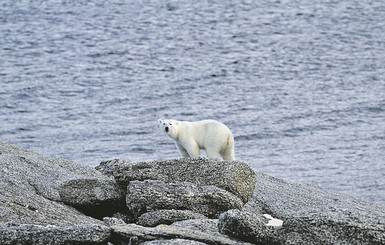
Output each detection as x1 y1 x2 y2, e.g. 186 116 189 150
1 0 384 204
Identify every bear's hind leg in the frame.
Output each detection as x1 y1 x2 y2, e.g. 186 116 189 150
221 149 235 161
220 143 235 160
221 134 235 161
205 147 222 160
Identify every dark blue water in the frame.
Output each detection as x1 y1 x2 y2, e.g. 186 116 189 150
1 0 384 205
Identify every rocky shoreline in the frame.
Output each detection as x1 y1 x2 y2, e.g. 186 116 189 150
0 141 384 244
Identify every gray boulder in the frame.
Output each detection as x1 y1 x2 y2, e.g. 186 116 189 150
0 141 110 244
171 219 220 234
171 219 256 245
0 142 112 202
59 178 125 218
95 158 127 177
245 171 385 244
126 180 243 219
0 223 110 245
112 157 256 203
138 210 207 227
141 239 208 245
218 209 278 244
103 217 126 227
111 223 254 245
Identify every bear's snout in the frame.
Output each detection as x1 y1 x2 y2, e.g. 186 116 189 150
165 126 169 133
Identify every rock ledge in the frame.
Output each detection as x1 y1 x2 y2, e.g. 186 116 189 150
1 141 384 244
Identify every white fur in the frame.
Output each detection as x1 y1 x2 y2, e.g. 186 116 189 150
158 119 235 161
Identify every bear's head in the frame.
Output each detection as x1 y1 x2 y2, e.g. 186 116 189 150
158 119 179 140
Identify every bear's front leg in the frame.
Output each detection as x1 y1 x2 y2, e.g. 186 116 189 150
183 141 200 158
176 142 190 158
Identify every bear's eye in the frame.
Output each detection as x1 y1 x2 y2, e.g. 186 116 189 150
170 123 172 125
163 123 165 125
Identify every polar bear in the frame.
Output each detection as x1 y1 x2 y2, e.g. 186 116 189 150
158 119 235 161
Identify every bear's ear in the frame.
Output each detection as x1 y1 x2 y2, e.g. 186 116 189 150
175 121 179 125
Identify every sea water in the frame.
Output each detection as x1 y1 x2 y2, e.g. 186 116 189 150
1 0 384 204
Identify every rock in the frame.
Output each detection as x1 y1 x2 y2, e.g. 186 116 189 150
245 171 385 244
0 223 110 245
59 178 125 218
172 219 260 245
0 142 112 202
112 157 256 203
103 217 126 227
172 218 280 245
218 209 279 244
141 239 208 245
112 212 136 224
3 140 384 244
171 219 259 245
138 210 207 227
126 180 243 219
111 223 254 245
96 159 127 177
171 219 220 234
0 141 110 244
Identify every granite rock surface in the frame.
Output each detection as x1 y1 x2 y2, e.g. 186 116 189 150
110 158 256 203
1 141 384 244
0 141 111 244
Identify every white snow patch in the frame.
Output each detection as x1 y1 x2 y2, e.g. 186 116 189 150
263 214 283 228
